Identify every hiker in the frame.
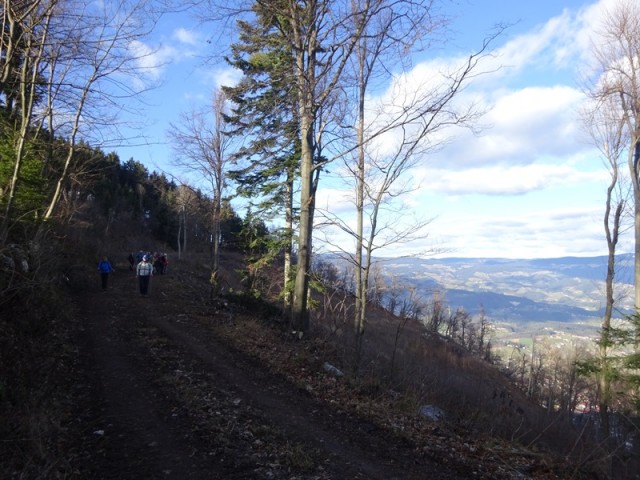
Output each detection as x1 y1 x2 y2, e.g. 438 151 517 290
162 253 168 274
152 251 161 274
155 253 168 275
136 254 153 296
128 252 135 271
97 256 115 291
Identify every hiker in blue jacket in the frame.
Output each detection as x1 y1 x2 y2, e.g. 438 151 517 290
98 256 115 291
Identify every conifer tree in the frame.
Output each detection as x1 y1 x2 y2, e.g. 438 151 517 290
226 0 375 331
223 3 300 313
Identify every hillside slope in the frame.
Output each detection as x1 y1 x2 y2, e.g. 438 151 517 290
11 253 596 479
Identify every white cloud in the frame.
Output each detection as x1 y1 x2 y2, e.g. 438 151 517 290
316 187 354 215
494 9 582 74
173 28 199 46
128 27 203 88
430 205 606 259
213 67 243 89
317 1 625 259
128 39 200 88
421 161 604 196
197 66 244 90
441 85 587 168
129 41 171 78
363 37 589 173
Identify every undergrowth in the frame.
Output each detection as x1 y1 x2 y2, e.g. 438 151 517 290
0 247 79 479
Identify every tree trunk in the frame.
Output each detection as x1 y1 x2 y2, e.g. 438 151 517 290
177 206 184 259
0 10 46 241
291 11 318 332
600 143 623 445
284 167 294 315
292 114 314 332
354 70 366 361
633 139 640 309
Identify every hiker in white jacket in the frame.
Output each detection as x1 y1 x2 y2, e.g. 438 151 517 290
136 255 153 296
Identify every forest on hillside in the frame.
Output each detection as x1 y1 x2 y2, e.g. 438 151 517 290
3 1 640 478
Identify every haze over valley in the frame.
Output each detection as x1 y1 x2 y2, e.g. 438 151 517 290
375 254 636 348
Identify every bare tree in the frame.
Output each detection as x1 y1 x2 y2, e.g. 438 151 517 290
583 92 629 441
390 284 423 377
321 24 503 359
1 0 57 239
588 0 640 307
280 0 371 332
334 0 443 360
0 0 162 242
169 89 234 277
471 306 492 358
173 185 201 259
526 337 544 401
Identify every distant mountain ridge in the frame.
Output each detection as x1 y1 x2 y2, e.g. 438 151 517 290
371 254 636 323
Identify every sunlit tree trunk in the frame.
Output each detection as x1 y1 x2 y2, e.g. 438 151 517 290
353 33 366 360
292 106 315 331
290 0 319 332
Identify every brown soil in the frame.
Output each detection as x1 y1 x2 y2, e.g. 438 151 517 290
64 259 469 480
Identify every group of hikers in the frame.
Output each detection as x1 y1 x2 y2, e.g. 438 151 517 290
128 251 168 275
97 250 169 296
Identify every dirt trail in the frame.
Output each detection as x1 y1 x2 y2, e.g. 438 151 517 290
68 260 464 479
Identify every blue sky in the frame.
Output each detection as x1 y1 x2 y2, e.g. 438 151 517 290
113 0 627 259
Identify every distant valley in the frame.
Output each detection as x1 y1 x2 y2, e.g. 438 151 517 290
373 254 637 346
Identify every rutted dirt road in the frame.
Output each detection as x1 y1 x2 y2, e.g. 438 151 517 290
66 260 466 479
